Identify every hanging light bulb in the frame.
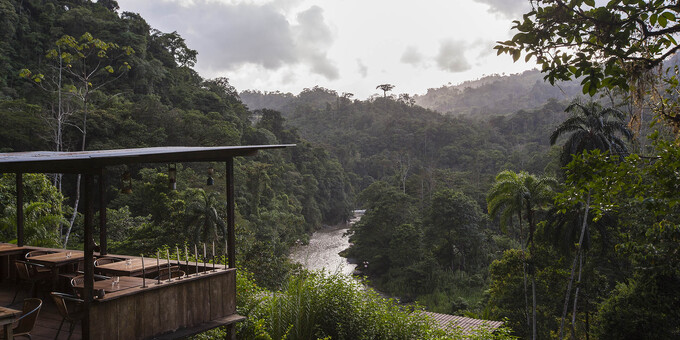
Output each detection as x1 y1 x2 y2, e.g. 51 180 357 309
121 171 132 194
206 167 215 186
168 164 177 190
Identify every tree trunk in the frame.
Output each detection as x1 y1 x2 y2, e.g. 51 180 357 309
64 81 89 247
570 251 583 339
532 275 537 340
559 191 591 340
518 211 530 334
523 202 538 340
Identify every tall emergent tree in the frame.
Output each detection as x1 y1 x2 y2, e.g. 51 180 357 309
21 32 134 246
496 0 680 131
488 170 557 340
376 84 395 98
550 100 633 166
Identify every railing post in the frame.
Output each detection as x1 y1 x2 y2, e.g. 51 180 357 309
16 173 23 247
99 169 107 255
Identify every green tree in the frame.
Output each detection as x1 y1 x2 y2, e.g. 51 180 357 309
495 0 679 94
345 181 414 276
550 100 632 166
487 170 557 340
21 32 134 246
186 189 226 245
426 189 484 272
496 0 680 131
0 173 66 248
376 84 395 98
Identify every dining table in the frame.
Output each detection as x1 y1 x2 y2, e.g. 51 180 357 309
73 276 146 294
26 251 85 289
0 244 25 256
0 306 21 339
0 244 25 281
25 250 84 268
94 257 170 277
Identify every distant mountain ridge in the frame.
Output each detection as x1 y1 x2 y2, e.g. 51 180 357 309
240 70 584 118
412 69 583 117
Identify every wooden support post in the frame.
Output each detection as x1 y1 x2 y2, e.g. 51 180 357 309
16 173 23 247
82 174 95 339
226 158 235 268
99 169 107 255
225 158 236 340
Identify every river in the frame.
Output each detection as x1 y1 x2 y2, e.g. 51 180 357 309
289 210 364 275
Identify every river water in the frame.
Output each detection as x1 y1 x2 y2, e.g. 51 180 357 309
289 210 363 275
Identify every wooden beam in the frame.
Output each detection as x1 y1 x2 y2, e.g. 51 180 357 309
99 169 107 255
82 174 95 339
16 173 23 247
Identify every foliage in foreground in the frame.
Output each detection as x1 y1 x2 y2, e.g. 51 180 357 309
193 270 515 340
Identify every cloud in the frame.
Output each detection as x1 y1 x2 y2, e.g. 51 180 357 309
292 6 339 80
400 46 424 67
126 0 338 79
436 40 471 73
474 39 497 58
356 59 368 78
472 0 530 19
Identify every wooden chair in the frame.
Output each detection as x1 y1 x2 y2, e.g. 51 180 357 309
50 292 85 340
69 275 109 298
12 261 50 304
93 257 123 266
24 251 54 275
59 260 85 288
154 267 184 280
70 276 85 298
24 250 54 259
10 298 42 339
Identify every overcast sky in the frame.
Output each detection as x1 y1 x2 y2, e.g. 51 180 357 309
117 0 537 99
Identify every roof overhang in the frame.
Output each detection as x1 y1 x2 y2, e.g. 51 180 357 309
0 145 294 173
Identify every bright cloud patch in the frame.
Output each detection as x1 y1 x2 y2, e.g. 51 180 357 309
436 40 471 73
400 46 424 67
472 0 529 18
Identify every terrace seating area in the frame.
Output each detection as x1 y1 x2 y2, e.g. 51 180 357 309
0 244 240 339
0 145 293 339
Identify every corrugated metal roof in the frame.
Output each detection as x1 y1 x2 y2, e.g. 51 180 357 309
0 145 294 173
421 311 504 334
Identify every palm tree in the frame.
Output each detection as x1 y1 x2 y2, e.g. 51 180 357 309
186 189 226 245
487 170 557 340
0 201 66 247
550 100 632 166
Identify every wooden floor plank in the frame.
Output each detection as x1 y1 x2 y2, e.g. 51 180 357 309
1 282 82 340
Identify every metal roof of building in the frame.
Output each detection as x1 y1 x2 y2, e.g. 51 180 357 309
421 311 504 334
0 145 294 173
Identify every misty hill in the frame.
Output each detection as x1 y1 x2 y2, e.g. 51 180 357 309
412 69 583 116
240 70 583 118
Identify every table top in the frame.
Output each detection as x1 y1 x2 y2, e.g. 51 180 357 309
74 276 146 294
0 306 21 325
27 251 84 267
0 243 25 256
95 257 170 276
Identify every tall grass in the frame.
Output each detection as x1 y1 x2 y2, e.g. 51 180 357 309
230 270 516 340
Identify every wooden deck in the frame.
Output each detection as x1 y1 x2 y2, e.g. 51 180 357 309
0 281 83 339
1 247 241 339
